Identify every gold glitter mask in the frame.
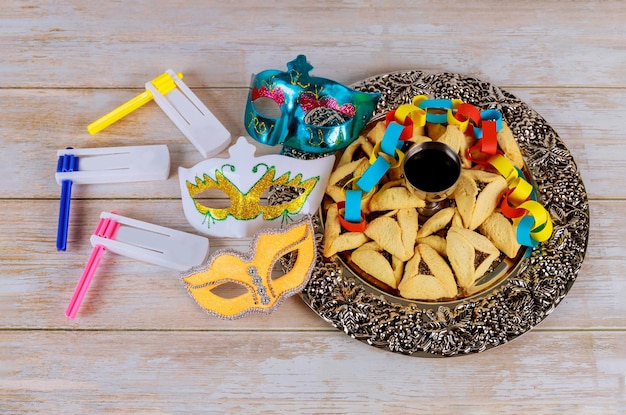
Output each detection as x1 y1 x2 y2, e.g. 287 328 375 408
178 137 335 238
180 217 316 319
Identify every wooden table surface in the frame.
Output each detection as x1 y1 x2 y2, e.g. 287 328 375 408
1 1 625 413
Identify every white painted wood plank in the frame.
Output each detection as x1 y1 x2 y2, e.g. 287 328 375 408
0 1 624 88
1 330 624 414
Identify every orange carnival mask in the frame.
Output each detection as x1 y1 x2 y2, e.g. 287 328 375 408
180 218 316 319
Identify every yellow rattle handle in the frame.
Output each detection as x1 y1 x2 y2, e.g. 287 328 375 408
87 90 153 134
87 71 183 135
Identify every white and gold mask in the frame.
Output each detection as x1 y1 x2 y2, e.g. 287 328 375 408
178 137 334 238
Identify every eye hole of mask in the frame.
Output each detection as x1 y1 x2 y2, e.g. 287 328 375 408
267 185 306 206
271 250 300 282
210 281 251 299
192 187 233 210
303 106 352 127
252 97 282 119
243 184 306 208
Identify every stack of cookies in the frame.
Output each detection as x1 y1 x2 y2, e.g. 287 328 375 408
323 117 525 301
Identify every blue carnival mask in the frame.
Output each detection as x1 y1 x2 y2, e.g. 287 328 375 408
244 55 380 154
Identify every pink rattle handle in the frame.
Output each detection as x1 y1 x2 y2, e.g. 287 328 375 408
65 244 105 318
65 216 120 319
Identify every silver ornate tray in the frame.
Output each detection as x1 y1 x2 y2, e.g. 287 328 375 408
299 71 590 356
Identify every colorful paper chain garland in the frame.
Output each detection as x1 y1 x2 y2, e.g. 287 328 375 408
338 95 553 247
